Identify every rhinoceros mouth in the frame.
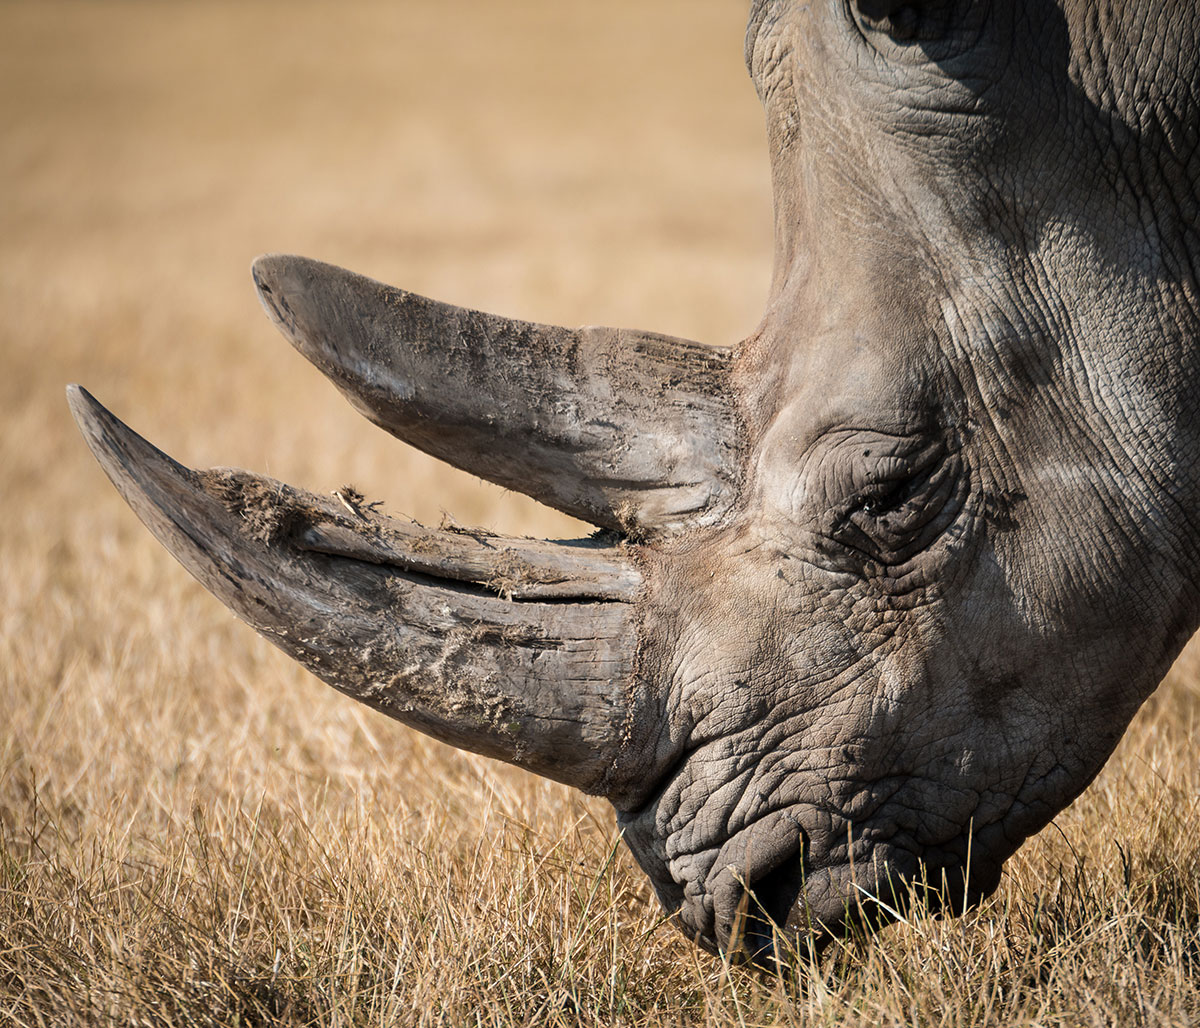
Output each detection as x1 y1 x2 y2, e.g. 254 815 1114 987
753 847 1003 962
627 788 1009 965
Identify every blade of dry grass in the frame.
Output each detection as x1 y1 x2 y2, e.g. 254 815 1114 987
3 1 1200 1024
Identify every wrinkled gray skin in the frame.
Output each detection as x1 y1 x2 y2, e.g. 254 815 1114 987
69 0 1200 966
624 0 1200 957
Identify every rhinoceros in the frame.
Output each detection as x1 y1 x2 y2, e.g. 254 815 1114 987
68 0 1200 965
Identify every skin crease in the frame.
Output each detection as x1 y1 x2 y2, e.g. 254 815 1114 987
614 0 1200 960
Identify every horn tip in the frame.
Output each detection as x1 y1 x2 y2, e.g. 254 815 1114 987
251 251 297 289
66 383 111 457
252 253 302 332
250 252 356 353
250 252 337 297
67 384 191 500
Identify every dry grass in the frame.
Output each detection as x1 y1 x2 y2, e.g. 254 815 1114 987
2 1 1199 1024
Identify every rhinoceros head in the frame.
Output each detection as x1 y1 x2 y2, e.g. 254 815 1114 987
69 0 1200 964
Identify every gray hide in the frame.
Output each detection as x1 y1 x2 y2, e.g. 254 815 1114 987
69 0 1200 966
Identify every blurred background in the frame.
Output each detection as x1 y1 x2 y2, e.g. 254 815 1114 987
0 0 772 942
7 3 1200 1022
3 0 770 535
1 0 773 814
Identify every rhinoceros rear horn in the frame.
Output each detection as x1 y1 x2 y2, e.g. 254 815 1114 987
251 254 739 538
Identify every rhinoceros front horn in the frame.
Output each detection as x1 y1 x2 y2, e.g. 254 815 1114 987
67 256 736 802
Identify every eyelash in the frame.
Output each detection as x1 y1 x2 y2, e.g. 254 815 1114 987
861 481 911 517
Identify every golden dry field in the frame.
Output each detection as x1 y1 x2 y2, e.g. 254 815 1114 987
3 2 1200 1024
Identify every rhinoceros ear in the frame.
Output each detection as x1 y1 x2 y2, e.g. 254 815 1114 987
251 255 740 540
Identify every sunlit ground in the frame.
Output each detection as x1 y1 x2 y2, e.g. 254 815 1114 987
3 2 1199 1024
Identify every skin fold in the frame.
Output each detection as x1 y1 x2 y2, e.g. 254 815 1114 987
70 0 1200 966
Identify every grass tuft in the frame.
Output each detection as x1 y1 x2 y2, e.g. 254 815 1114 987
4 1 1200 1023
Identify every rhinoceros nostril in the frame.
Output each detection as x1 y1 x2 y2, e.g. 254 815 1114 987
707 820 811 966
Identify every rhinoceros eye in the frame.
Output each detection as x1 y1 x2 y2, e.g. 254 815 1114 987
834 439 963 564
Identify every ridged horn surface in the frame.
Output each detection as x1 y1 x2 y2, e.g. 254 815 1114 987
67 385 649 799
252 254 739 538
